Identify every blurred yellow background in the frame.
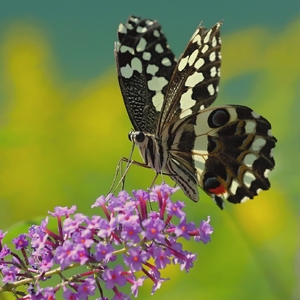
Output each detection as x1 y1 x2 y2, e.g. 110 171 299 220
0 1 299 299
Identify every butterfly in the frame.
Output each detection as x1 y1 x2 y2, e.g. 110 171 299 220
114 16 276 209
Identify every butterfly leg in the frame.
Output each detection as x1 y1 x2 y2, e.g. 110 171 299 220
108 156 151 195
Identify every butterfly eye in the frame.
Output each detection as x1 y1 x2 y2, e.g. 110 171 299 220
135 132 145 143
208 108 230 128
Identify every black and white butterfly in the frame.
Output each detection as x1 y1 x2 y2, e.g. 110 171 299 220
114 16 276 209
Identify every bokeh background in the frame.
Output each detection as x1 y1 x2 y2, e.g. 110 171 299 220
0 1 299 299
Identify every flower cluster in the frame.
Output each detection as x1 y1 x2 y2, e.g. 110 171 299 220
0 184 213 299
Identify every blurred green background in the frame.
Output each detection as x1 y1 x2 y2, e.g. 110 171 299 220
0 1 299 299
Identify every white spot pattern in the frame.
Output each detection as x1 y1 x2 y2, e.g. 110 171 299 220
120 57 142 78
251 137 266 152
203 29 211 44
210 66 217 77
142 52 151 61
136 26 147 33
192 34 201 45
243 171 256 188
241 196 250 203
230 180 239 195
118 24 127 34
193 153 206 172
201 44 209 53
120 64 133 78
188 49 199 66
136 37 147 52
152 92 164 111
211 36 217 47
185 72 204 87
178 56 189 71
194 58 205 69
153 30 160 37
148 76 168 91
161 57 172 66
209 52 216 62
180 90 196 110
120 45 134 54
264 169 270 178
126 23 133 30
251 111 260 119
245 121 256 134
207 84 215 95
145 20 153 26
155 44 164 53
244 153 256 167
146 64 159 75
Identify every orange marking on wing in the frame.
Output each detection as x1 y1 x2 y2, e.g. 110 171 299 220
208 184 226 195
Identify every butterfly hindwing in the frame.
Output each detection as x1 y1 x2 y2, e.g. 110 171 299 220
115 16 177 133
165 105 276 208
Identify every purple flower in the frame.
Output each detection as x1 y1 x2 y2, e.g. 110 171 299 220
121 223 142 243
63 289 78 300
31 287 56 300
39 253 53 272
86 215 102 231
131 277 145 297
30 229 49 254
152 246 171 269
142 218 165 242
49 205 77 217
92 195 108 208
0 183 213 299
174 218 196 240
195 216 214 244
63 213 87 235
133 189 149 219
124 247 149 271
117 210 138 225
151 277 168 295
0 244 11 258
180 252 197 272
0 230 7 241
54 240 76 270
72 229 94 248
149 183 179 202
117 190 131 202
103 265 127 289
1 265 18 283
77 277 96 297
74 244 89 265
166 200 185 218
13 234 28 250
97 217 117 238
95 243 115 262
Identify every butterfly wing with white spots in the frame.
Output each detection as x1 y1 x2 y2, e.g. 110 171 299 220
115 16 177 133
115 16 277 209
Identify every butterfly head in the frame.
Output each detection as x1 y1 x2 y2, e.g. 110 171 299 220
128 131 146 143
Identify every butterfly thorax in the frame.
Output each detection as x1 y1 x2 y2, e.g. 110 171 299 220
128 131 165 173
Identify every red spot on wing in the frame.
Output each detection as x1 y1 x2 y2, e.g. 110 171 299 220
208 184 226 195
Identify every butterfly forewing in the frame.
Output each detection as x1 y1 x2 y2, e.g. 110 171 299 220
157 22 222 134
115 16 177 133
